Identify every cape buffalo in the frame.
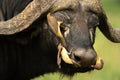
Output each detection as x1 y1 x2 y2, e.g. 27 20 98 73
0 0 120 80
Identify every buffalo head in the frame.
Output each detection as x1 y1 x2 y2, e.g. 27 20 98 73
47 0 120 74
0 0 120 75
47 0 103 74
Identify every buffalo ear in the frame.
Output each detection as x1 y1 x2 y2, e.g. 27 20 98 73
47 13 66 46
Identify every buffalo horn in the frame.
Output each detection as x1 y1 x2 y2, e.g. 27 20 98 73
81 0 120 42
0 0 55 35
98 12 120 42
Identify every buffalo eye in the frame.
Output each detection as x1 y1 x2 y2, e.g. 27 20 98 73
60 23 70 37
88 14 99 28
88 14 99 44
60 23 69 32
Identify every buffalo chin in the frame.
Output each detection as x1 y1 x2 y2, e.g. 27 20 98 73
59 58 103 75
59 61 95 76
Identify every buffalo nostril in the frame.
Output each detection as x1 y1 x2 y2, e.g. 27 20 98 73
74 55 81 61
73 49 86 61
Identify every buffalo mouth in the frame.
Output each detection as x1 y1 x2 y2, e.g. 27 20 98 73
57 43 104 72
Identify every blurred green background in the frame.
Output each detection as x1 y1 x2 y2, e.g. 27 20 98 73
33 0 120 80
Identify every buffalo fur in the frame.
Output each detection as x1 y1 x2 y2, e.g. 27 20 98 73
0 0 61 80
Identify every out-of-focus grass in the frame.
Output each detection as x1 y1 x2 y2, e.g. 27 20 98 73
33 0 120 80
